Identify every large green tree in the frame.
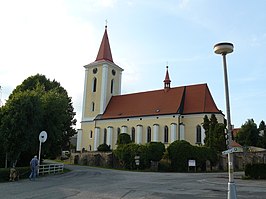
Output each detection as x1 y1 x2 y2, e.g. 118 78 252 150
236 119 259 147
0 74 76 166
258 120 266 148
203 114 226 152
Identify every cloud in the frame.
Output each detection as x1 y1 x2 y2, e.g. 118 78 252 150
97 0 118 8
0 0 100 125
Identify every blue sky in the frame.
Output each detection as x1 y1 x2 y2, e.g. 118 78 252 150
0 0 265 128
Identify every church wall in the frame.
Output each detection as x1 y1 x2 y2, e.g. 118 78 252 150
79 113 224 151
83 62 122 121
80 121 95 151
181 113 224 145
83 64 104 119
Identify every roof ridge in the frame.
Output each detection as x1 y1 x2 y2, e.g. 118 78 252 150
117 83 208 97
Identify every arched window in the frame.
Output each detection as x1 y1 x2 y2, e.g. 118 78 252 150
131 127 135 142
196 125 201 144
111 79 114 94
89 145 92 151
104 128 107 144
164 126 169 143
91 102 95 112
90 130 93 139
92 77 97 92
147 126 151 143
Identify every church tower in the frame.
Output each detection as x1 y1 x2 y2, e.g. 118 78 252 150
81 26 123 122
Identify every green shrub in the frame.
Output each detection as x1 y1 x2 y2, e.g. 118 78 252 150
167 140 218 172
167 140 194 172
117 133 132 145
147 142 165 162
97 143 111 152
114 143 139 169
245 164 266 179
158 159 172 172
0 168 10 182
0 167 30 182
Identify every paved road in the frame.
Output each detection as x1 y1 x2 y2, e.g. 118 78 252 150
1 164 265 199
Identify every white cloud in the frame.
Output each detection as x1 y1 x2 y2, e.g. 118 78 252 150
97 0 117 8
0 0 99 126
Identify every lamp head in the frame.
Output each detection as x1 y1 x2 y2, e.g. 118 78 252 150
214 42 234 55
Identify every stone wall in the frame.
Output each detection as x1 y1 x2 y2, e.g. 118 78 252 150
70 151 266 171
219 151 266 171
70 152 115 168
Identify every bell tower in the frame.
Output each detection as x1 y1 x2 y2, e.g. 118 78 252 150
81 26 123 122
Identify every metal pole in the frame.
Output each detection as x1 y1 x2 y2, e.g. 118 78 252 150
222 53 237 199
38 141 42 175
222 54 233 144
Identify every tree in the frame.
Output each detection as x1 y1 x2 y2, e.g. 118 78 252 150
0 74 76 166
236 119 259 147
203 114 226 152
147 142 165 162
167 140 194 172
258 120 266 148
114 143 139 169
97 143 111 152
203 115 210 146
117 133 132 145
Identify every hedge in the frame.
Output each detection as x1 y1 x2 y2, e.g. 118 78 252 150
0 167 30 182
245 164 266 179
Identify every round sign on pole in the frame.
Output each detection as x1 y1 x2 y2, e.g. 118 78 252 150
39 131 47 143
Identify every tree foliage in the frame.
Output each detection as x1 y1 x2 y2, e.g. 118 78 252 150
258 120 266 148
0 74 76 166
97 143 111 152
203 114 226 152
236 119 259 147
114 141 165 170
147 142 165 162
114 143 139 169
117 133 132 145
167 140 218 172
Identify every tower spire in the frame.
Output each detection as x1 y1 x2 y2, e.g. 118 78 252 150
95 25 113 63
164 65 171 92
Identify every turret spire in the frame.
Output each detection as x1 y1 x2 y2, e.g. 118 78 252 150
164 66 171 92
95 25 113 63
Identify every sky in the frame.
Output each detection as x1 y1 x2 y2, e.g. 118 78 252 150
0 0 265 128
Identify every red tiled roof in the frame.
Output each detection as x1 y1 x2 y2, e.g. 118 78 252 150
164 67 171 84
182 84 220 114
231 140 242 147
101 83 221 119
232 128 240 138
95 26 113 63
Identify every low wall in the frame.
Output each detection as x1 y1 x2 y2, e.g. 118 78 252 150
70 152 115 168
70 151 266 171
220 151 266 171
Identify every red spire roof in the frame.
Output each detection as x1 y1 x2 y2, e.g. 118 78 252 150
164 66 171 91
164 66 171 84
95 26 113 63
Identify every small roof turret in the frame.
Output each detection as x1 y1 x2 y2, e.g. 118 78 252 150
164 66 171 91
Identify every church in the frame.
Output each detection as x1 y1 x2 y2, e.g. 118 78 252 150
76 26 224 151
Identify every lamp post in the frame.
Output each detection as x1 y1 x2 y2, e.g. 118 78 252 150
214 42 237 199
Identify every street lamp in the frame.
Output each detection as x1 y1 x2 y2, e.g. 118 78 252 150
214 42 237 199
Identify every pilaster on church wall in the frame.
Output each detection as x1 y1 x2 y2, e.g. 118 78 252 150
80 121 95 151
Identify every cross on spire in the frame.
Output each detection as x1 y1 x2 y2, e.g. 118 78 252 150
105 19 108 29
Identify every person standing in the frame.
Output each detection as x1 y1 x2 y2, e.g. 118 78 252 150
29 155 38 180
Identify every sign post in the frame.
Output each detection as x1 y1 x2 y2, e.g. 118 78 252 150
38 131 47 174
188 160 196 172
